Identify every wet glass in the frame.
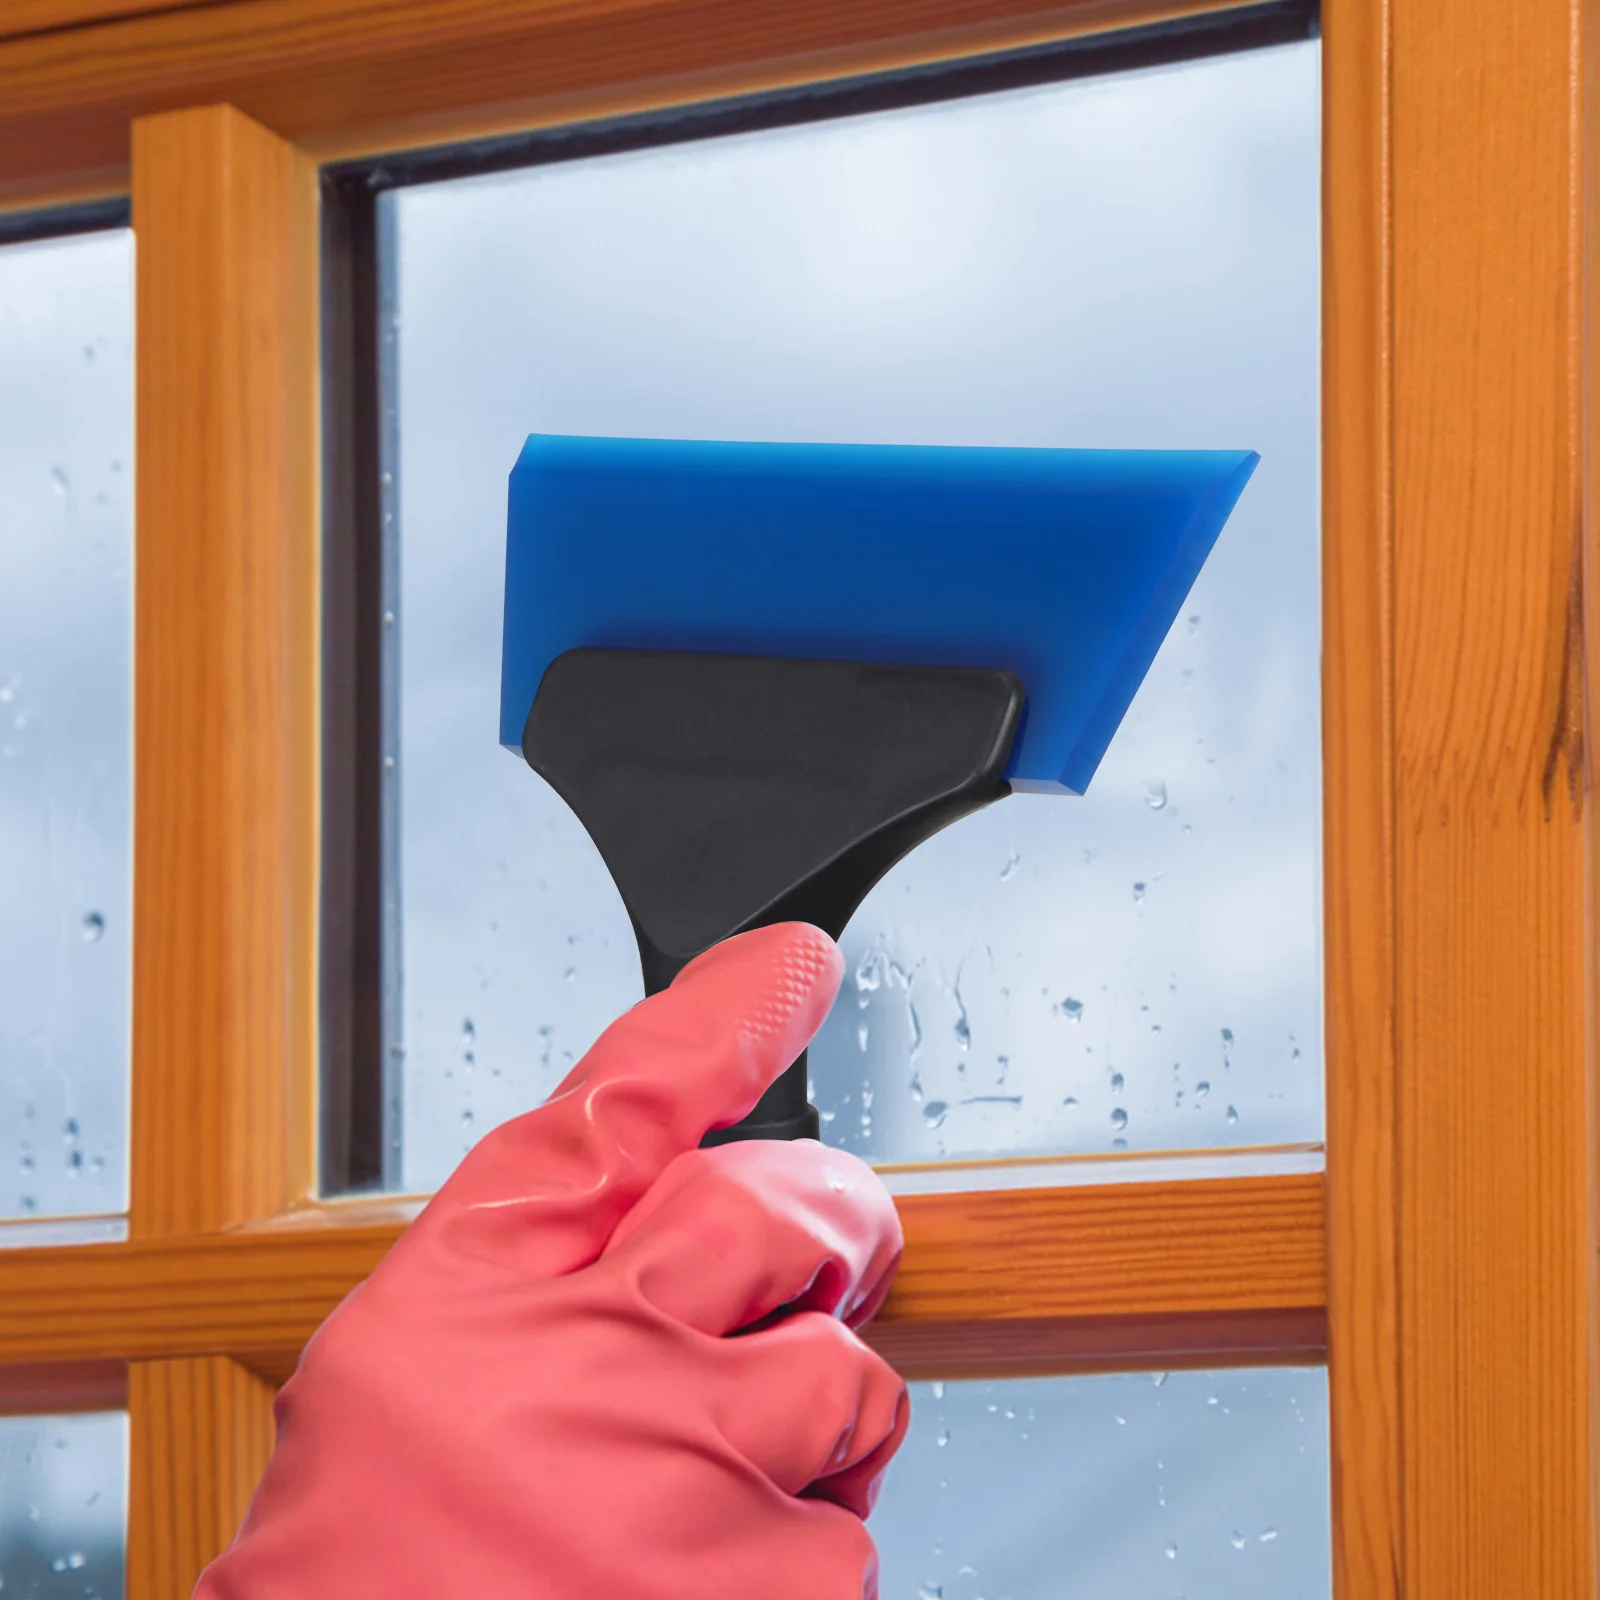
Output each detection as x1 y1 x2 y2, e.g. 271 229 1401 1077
874 1368 1329 1598
0 1411 127 1599
0 228 134 1222
376 35 1321 1191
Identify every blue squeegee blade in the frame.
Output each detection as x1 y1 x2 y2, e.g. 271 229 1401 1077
500 436 1258 796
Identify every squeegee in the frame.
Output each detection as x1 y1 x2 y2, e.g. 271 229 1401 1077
501 434 1257 1143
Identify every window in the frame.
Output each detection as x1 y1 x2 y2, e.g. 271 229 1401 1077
0 212 134 1234
881 1370 1329 1596
315 15 1333 1575
321 14 1322 1195
0 0 1588 1595
0 1411 127 1600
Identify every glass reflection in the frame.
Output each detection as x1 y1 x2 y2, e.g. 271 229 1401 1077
874 1369 1329 1599
0 1411 127 1599
380 38 1320 1190
0 228 134 1220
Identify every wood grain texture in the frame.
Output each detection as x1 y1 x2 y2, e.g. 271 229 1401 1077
0 1175 1325 1379
1585 0 1600 1576
130 104 317 1237
0 0 217 44
1392 0 1595 1593
128 1357 274 1600
127 104 315 1597
1322 1 1402 1596
0 0 1256 202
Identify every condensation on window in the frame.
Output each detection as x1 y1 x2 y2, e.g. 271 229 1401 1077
380 37 1321 1191
872 1369 1330 1599
0 1411 127 1599
0 228 134 1221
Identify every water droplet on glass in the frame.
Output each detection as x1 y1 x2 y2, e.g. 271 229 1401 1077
1152 1371 1168 1387
856 1022 869 1053
382 755 395 772
49 465 69 496
1221 1026 1235 1047
1195 1081 1210 1103
1110 1108 1129 1132
1114 1413 1126 1426
931 1380 945 1400
999 851 1020 881
923 1100 948 1128
564 966 576 982
1110 1072 1124 1095
1062 1095 1079 1109
1187 612 1201 634
953 1013 970 1049
18 1154 33 1174
918 1584 943 1599
1259 1528 1279 1543
1059 996 1084 1022
461 1019 475 1045
1132 881 1147 903
935 1426 950 1447
1165 1542 1178 1560
1227 1104 1239 1125
908 1070 923 1103
854 951 882 994
1144 779 1168 810
81 912 105 942
460 1109 475 1127
63 1119 78 1144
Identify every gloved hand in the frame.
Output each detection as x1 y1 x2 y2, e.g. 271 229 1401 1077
196 923 909 1600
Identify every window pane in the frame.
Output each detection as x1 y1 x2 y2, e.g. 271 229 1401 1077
877 1369 1329 1598
0 1412 127 1599
0 228 133 1221
364 33 1320 1191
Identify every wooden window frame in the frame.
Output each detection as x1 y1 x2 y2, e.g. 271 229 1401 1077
0 1 1592 1595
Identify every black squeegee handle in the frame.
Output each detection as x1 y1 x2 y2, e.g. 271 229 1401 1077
522 649 1024 1145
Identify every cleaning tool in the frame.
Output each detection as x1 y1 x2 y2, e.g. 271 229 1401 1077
198 926 907 1600
502 435 1258 1142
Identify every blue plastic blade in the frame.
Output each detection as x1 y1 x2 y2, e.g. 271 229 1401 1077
501 436 1257 795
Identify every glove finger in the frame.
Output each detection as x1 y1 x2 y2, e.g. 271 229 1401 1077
422 923 842 1278
600 1139 902 1336
713 1310 910 1517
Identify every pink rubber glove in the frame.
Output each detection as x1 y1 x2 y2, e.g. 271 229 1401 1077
196 923 908 1600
